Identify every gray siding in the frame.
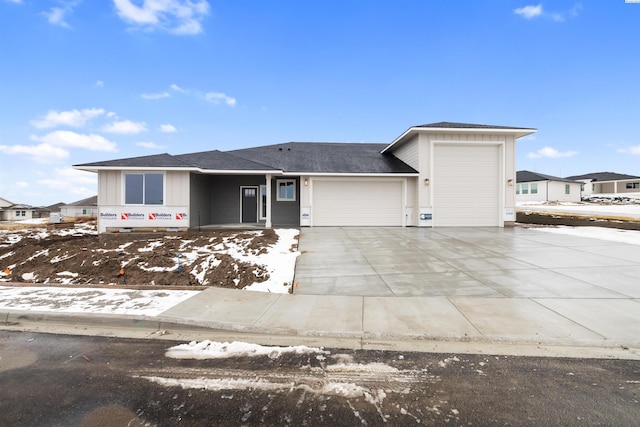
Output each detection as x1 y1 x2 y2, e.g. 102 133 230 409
189 173 212 229
271 177 300 227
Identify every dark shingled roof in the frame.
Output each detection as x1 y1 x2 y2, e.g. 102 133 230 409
66 196 97 206
415 122 535 130
564 172 640 181
228 142 417 174
75 153 191 168
174 150 277 171
517 170 578 184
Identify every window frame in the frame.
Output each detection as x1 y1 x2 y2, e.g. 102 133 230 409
521 183 529 195
259 185 267 220
626 182 640 189
565 184 571 195
531 183 538 194
124 172 165 206
276 179 296 202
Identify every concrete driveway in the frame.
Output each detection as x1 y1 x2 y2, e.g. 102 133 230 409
293 227 640 348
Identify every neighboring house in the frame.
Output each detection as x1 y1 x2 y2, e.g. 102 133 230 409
74 122 536 233
516 171 581 203
61 196 98 218
0 197 33 221
564 172 640 196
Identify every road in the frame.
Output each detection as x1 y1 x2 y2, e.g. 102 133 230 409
1 331 639 426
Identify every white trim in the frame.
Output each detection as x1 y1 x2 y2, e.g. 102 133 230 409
276 179 296 202
239 186 259 223
122 171 166 206
75 165 282 175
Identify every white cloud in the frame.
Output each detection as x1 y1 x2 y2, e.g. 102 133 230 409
137 141 166 149
514 4 543 19
95 80 104 87
159 124 177 133
0 143 69 163
527 146 578 159
6 0 23 4
113 0 210 35
141 91 170 100
16 181 29 188
617 145 640 155
514 3 582 22
205 92 236 106
37 167 97 198
43 2 80 28
31 108 105 129
171 83 186 92
102 120 147 134
31 131 118 152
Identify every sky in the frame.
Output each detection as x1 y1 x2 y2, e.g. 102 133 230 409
0 0 638 206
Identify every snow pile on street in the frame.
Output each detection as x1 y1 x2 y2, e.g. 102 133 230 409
533 226 640 246
166 340 327 359
0 285 198 316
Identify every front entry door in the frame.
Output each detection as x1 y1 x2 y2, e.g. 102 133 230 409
241 187 258 223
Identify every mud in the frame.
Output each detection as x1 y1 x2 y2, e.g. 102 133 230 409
0 223 282 288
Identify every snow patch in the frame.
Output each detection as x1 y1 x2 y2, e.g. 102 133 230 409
165 340 327 360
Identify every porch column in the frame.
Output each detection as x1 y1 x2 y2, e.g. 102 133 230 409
265 174 272 228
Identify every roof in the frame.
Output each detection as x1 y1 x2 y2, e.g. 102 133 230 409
381 122 537 154
66 195 97 207
75 143 418 175
415 121 536 131
564 172 640 181
517 170 578 184
228 142 417 174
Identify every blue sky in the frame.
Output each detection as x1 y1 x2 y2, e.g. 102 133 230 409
1 0 638 206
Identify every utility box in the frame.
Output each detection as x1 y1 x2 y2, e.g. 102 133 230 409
49 213 62 224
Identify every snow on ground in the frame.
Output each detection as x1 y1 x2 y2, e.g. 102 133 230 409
0 285 198 316
517 202 640 219
533 226 640 246
165 340 327 359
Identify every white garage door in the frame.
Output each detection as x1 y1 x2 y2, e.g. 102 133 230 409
433 144 500 226
312 180 403 226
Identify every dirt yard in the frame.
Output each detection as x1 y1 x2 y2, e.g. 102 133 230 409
0 221 297 289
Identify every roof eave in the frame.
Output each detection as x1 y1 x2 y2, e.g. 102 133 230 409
381 126 538 154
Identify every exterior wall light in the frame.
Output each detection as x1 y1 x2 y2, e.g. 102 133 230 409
423 178 429 186
507 179 514 186
304 178 309 186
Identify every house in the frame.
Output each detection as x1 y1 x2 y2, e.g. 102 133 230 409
0 197 33 221
564 172 640 196
516 171 581 203
61 196 98 219
74 122 536 233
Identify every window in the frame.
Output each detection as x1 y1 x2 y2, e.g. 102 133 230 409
521 183 529 195
565 184 571 195
15 210 25 217
259 185 267 219
125 173 164 205
626 182 640 189
531 183 538 194
580 184 585 191
276 179 296 201
516 184 520 195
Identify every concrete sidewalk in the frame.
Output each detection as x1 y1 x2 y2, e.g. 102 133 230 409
3 226 640 359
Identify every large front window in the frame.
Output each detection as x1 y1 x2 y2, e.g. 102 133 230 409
125 173 164 205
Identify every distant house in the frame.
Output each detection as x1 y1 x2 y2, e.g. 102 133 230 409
74 121 536 233
516 171 581 203
564 172 640 196
61 196 98 218
0 197 33 221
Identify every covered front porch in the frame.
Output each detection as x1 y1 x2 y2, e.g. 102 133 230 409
188 173 301 229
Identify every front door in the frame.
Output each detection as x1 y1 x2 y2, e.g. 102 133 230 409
241 186 258 223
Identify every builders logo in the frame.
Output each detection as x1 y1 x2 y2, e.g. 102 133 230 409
148 213 156 220
121 212 145 220
176 212 188 220
100 213 117 220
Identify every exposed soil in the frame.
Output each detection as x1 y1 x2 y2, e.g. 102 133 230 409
516 211 640 231
0 223 283 288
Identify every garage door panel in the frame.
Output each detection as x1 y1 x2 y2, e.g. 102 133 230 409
434 145 500 227
313 180 403 226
